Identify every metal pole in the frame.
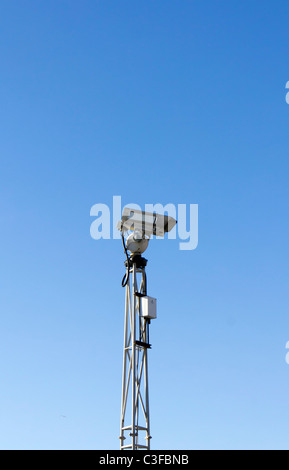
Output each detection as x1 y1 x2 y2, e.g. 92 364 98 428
120 275 130 445
120 257 151 450
131 263 136 450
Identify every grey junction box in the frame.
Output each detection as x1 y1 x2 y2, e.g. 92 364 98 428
140 296 157 320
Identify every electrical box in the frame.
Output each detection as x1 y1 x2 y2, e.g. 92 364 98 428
141 296 157 320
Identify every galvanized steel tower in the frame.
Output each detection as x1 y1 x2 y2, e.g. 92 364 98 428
117 208 177 450
119 255 153 450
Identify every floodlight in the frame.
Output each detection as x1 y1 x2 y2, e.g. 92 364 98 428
117 207 177 237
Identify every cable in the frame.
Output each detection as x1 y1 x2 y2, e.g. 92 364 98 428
121 230 130 287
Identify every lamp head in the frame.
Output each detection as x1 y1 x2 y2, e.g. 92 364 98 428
117 208 177 237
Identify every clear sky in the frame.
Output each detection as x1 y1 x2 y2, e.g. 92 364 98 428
1 0 289 450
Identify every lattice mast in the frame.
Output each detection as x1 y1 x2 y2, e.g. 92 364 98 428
119 255 155 450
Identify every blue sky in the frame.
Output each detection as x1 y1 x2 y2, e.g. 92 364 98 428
1 0 289 450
